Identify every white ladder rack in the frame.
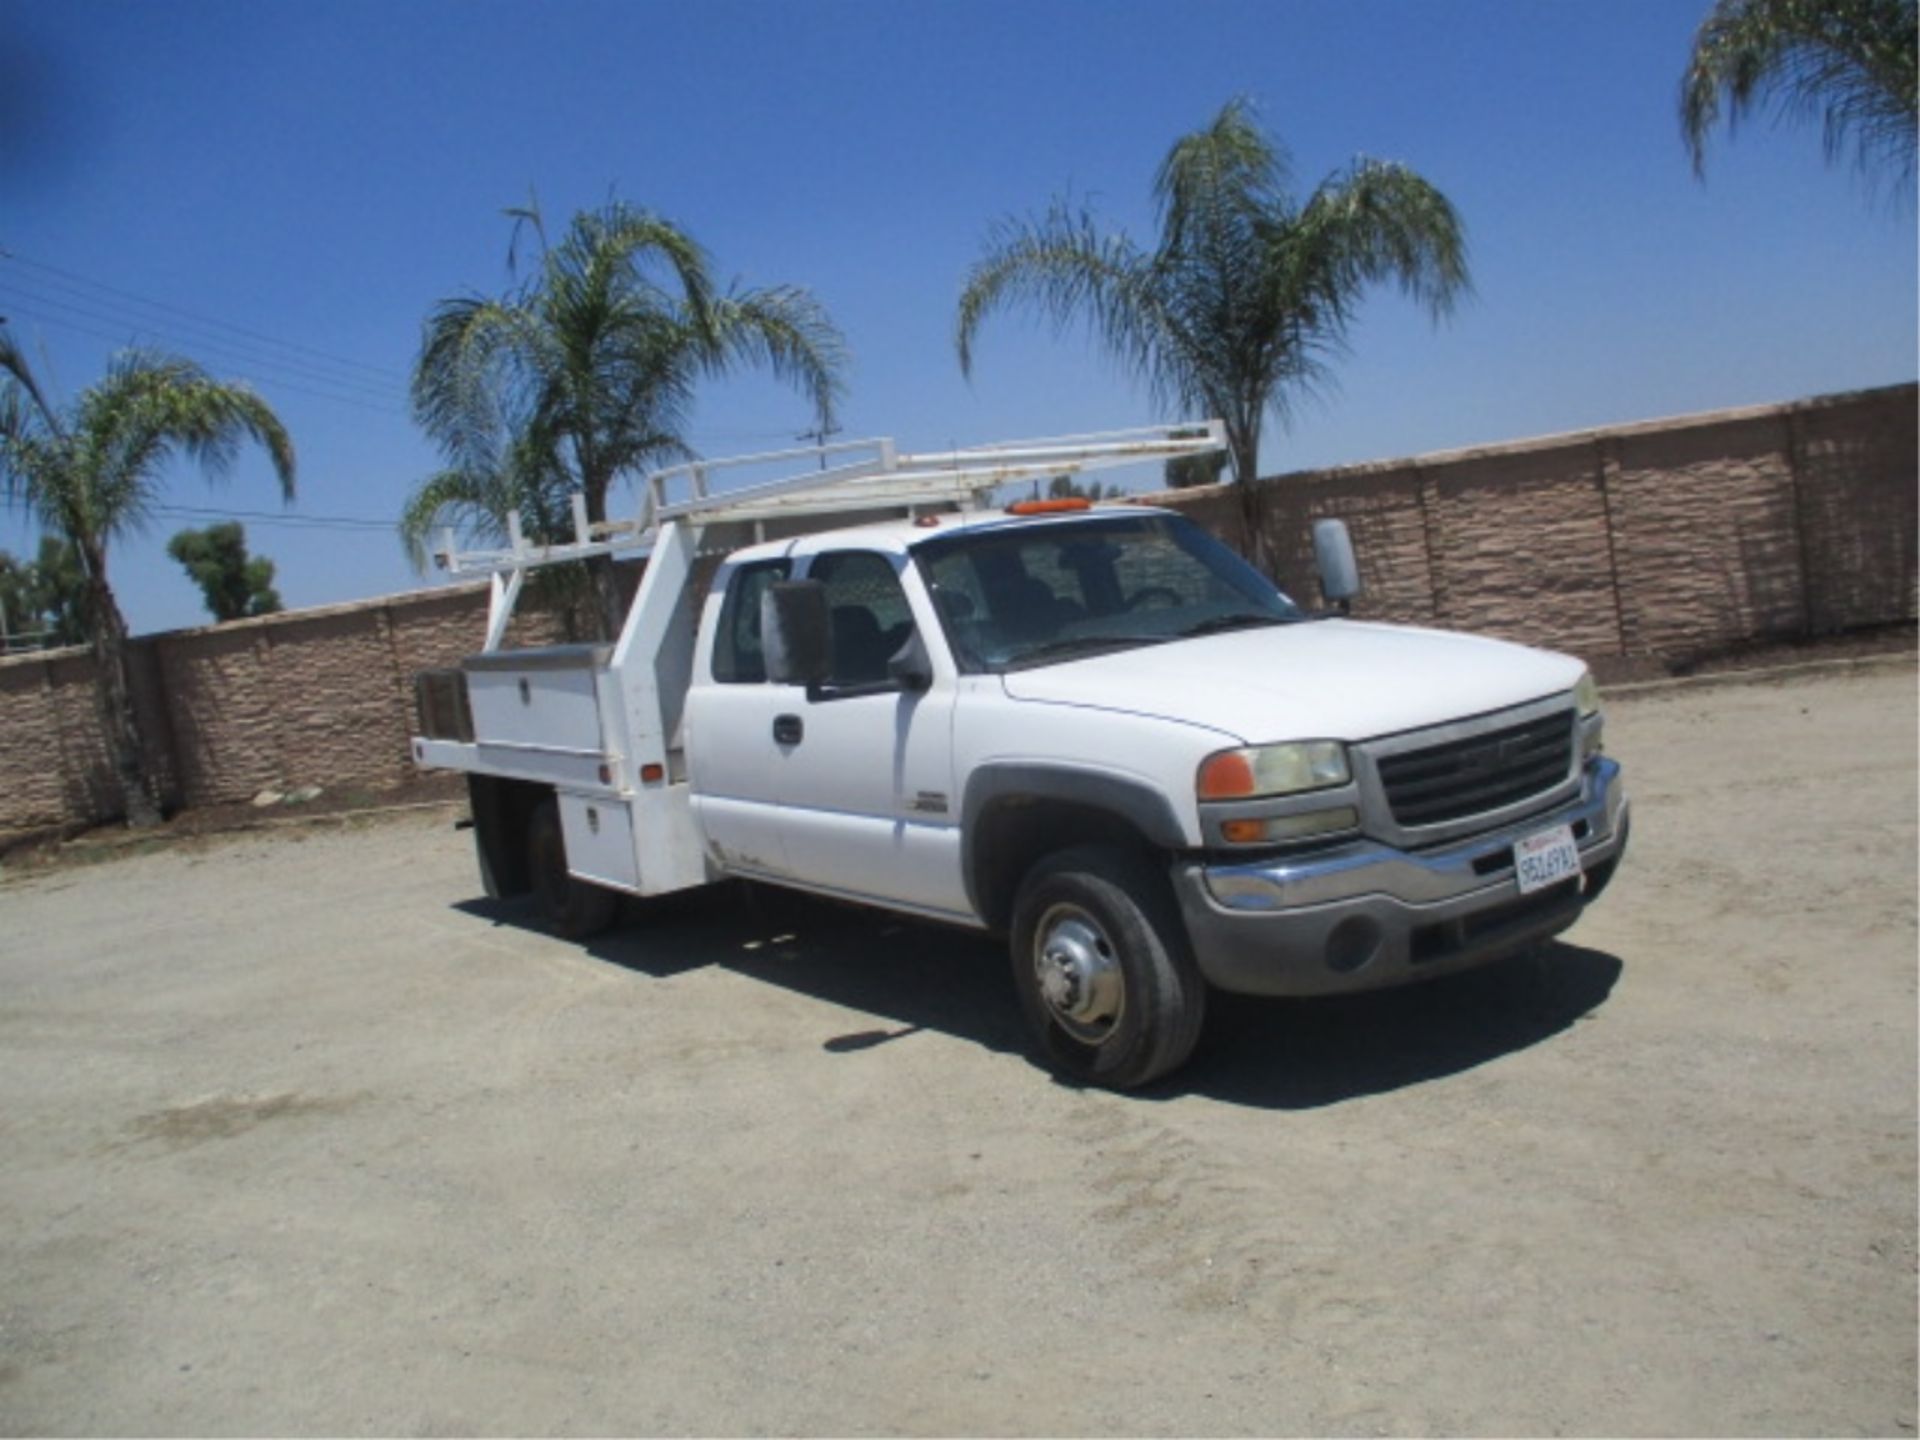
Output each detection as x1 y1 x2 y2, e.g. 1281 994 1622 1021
434 419 1225 579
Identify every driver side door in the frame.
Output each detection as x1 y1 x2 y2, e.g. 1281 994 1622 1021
771 548 968 919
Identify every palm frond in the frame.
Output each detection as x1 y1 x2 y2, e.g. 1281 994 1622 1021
412 296 547 468
1153 95 1290 257
955 201 1178 399
701 286 847 429
954 99 1472 494
556 203 715 323
399 467 511 571
1288 159 1472 322
503 187 549 276
68 352 296 545
0 329 62 437
1681 0 1918 187
409 200 848 632
399 424 588 569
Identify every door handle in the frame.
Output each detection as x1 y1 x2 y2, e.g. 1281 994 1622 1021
773 714 803 745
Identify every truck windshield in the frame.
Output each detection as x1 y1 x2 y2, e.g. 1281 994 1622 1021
914 512 1305 673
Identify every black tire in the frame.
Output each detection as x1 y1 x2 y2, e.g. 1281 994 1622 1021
475 828 509 900
527 797 622 939
1008 845 1207 1089
467 774 530 899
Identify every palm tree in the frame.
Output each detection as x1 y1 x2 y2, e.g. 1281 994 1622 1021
408 202 847 637
956 99 1469 567
399 428 599 638
0 536 88 650
1681 0 1918 194
0 336 294 827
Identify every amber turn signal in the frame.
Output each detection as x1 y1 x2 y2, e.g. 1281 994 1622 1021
1196 751 1259 799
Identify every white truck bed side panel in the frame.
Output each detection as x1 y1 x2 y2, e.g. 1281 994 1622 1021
412 736 616 794
468 666 604 752
558 791 643 892
630 783 710 894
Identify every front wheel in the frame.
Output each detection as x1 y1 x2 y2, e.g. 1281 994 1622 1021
1008 845 1206 1089
527 798 623 939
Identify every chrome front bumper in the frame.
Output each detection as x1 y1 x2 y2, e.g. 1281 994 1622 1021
1172 757 1629 997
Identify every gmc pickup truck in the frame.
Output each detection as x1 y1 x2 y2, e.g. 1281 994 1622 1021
413 424 1629 1088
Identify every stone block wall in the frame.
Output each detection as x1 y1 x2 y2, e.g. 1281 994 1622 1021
0 582 569 838
1152 382 1915 669
1 383 1912 839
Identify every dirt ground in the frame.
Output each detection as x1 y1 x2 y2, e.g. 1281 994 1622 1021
1 661 1914 1437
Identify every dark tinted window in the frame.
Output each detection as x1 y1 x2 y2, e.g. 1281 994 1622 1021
809 550 915 686
916 513 1300 673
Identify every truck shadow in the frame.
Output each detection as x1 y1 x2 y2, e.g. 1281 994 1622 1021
454 884 1623 1111
1173 943 1623 1108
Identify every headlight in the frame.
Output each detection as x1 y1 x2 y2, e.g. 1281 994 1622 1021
1197 741 1350 800
1574 671 1602 718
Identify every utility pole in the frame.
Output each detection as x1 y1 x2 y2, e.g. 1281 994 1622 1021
796 421 841 471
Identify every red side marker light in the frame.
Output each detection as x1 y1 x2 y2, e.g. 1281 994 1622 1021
640 763 665 784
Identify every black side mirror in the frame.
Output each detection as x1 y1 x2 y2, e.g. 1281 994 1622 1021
763 580 832 687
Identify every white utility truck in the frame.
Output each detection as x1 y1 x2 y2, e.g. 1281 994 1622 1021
412 422 1629 1088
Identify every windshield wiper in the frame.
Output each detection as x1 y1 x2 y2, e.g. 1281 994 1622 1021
1004 634 1170 671
1177 613 1288 639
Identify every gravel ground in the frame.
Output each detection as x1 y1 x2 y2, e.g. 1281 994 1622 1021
1 662 1914 1437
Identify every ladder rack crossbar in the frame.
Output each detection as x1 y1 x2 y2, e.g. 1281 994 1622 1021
434 419 1226 578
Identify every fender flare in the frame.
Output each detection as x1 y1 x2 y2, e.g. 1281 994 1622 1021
960 763 1191 923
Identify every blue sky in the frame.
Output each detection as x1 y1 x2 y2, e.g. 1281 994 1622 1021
2 0 1914 635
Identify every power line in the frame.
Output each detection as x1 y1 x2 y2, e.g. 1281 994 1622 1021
0 282 408 409
0 249 408 383
0 274 405 401
148 513 397 538
0 301 409 418
151 502 394 532
0 266 409 397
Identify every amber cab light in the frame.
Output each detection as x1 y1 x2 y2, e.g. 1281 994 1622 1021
1006 498 1092 516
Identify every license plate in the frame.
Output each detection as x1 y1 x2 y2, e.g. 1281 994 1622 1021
1514 824 1581 894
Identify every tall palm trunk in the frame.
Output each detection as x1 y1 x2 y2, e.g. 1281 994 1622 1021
582 477 624 642
585 554 623 642
84 557 162 828
1223 410 1277 579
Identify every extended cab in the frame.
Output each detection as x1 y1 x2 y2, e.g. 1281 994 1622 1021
413 427 1629 1088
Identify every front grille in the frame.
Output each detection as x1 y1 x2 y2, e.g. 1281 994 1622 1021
1376 711 1574 828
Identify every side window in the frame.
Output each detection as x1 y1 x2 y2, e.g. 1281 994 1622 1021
712 560 790 683
809 550 914 686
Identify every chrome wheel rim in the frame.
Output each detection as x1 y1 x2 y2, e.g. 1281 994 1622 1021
1032 902 1125 1044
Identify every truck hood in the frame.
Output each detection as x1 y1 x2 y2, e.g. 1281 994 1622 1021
998 620 1585 743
